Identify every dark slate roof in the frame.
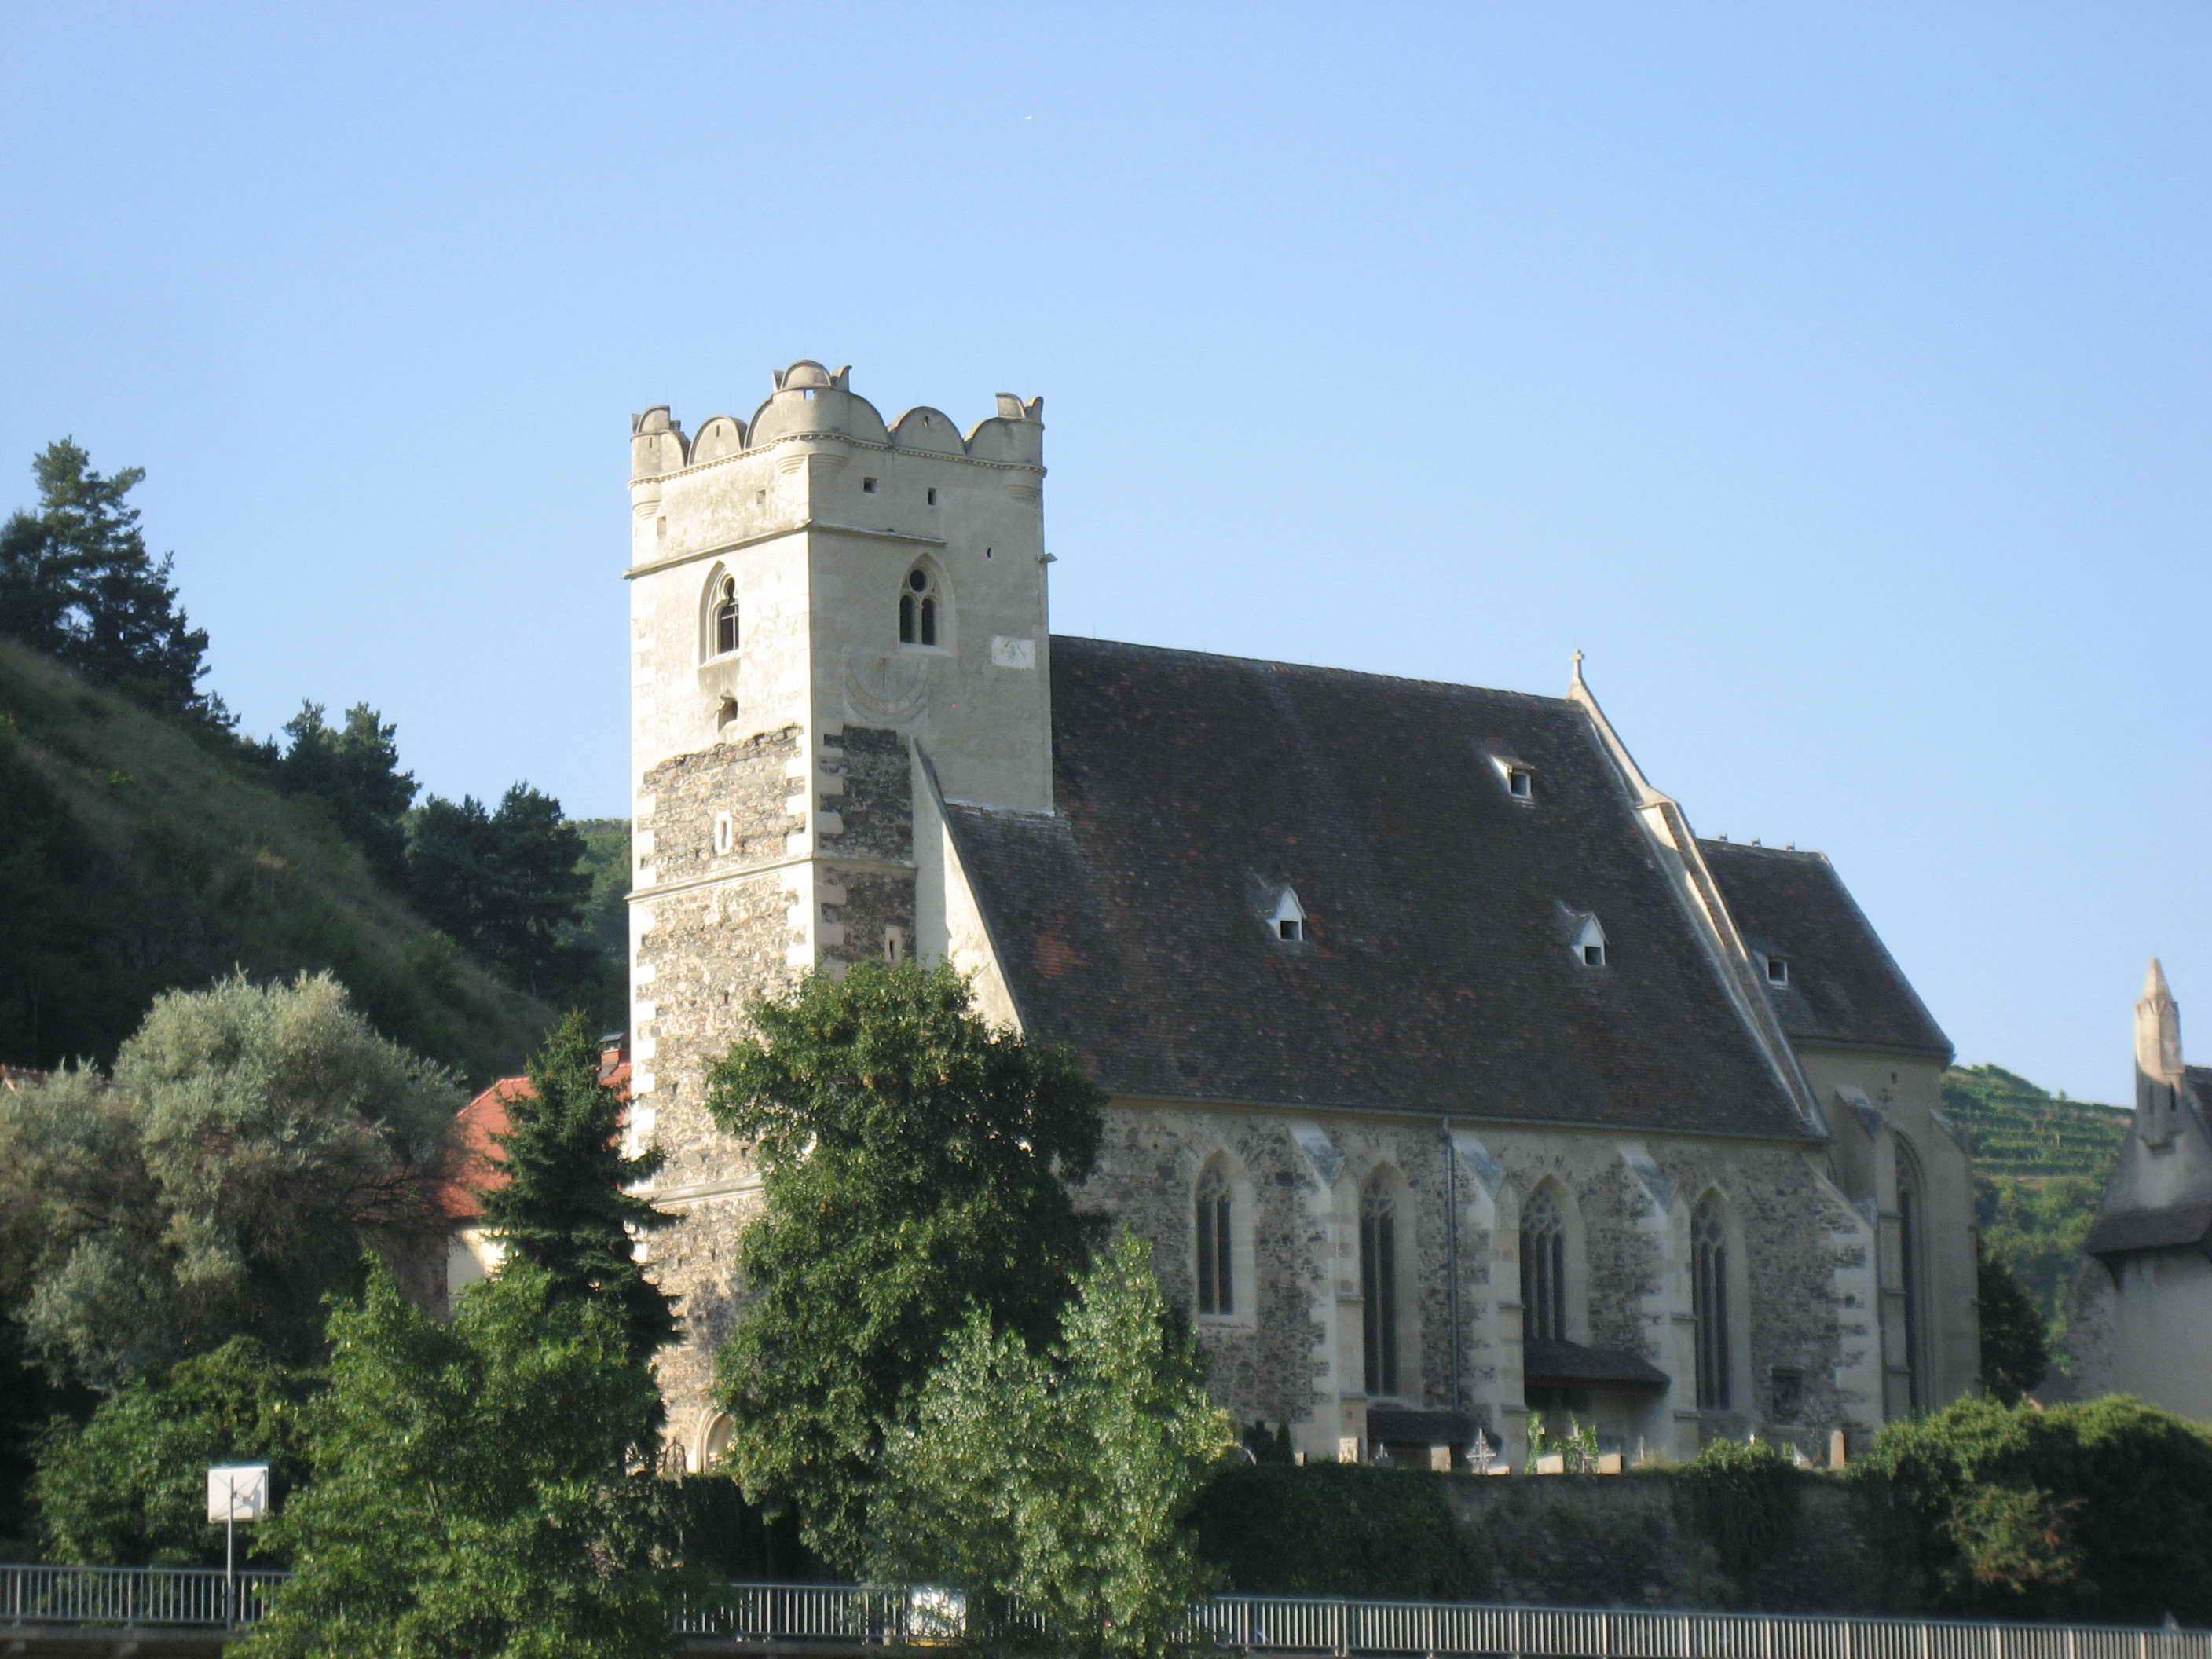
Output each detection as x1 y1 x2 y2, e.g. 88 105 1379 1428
1368 1407 1479 1446
1697 840 1951 1057
943 637 1811 1139
1522 1338 1671 1390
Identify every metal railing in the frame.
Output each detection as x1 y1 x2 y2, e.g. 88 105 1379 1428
9 1565 2212 1659
2 1562 284 1628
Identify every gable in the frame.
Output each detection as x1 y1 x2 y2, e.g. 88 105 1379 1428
943 636 1811 1140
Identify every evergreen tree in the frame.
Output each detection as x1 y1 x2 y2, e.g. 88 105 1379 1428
407 784 594 991
278 701 418 884
1975 1246 2049 1405
705 960 1105 1571
480 1013 676 1367
0 439 225 724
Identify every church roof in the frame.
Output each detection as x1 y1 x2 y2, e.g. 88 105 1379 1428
2082 1065 2212 1259
1697 840 1952 1057
943 637 1813 1140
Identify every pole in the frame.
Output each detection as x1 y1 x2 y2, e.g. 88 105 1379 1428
225 1505 236 1629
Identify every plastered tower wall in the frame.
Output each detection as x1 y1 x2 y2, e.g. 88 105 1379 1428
624 362 1049 1447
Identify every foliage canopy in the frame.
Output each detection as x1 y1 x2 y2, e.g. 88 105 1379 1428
867 1231 1234 1659
239 1262 674 1659
33 1336 309 1566
706 960 1105 1571
0 972 460 1386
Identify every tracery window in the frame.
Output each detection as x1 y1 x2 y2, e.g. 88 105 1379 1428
1196 1163 1234 1317
1361 1175 1400 1397
713 576 740 656
1693 1194 1731 1410
899 566 939 646
1520 1185 1567 1343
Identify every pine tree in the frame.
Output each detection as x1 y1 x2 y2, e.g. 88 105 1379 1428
0 439 225 724
479 1012 676 1367
278 701 418 884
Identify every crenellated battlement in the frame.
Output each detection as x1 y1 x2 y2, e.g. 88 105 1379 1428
631 361 1043 481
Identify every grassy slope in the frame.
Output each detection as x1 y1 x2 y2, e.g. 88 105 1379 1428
1943 1063 2130 1357
0 639 556 1086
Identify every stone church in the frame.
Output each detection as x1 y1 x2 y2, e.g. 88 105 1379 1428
621 361 1979 1471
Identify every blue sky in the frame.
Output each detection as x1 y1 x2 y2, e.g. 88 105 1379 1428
4 3 2205 1105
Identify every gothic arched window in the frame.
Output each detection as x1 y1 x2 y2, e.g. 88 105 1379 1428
713 577 740 657
1896 1143 1926 1412
899 566 939 646
1361 1175 1401 1397
1521 1186 1566 1343
1693 1193 1731 1410
1196 1163 1233 1317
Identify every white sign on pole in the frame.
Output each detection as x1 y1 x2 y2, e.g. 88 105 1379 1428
206 1464 270 1524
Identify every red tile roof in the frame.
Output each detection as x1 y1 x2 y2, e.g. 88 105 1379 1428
436 1046 631 1224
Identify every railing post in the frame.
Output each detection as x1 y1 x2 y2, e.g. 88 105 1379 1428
1335 1598 1349 1659
1513 1604 1524 1659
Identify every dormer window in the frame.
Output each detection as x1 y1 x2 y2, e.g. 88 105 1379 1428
899 566 939 647
1272 888 1307 943
1765 955 1789 987
1489 753 1536 802
1572 914 1607 969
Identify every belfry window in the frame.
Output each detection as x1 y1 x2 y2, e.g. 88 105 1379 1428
1361 1175 1400 1397
713 577 739 657
1693 1194 1731 1410
1196 1163 1234 1317
1520 1186 1566 1343
899 566 939 646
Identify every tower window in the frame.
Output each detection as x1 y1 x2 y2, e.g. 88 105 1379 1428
713 577 739 657
1766 956 1789 987
926 487 938 506
712 812 734 857
899 566 939 646
862 477 878 493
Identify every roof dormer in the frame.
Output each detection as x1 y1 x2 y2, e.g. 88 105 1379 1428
1271 888 1308 943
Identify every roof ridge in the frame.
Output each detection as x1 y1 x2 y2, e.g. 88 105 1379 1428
1050 633 1578 708
1697 837 1830 861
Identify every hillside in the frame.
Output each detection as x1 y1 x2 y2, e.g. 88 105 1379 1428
0 638 558 1084
1943 1063 2131 1357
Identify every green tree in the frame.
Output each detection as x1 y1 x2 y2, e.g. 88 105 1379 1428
278 701 418 884
705 961 1105 1571
407 785 595 993
0 439 225 724
32 1337 309 1566
867 1231 1234 1659
1855 1392 2212 1622
238 1262 673 1659
1976 1246 2049 1405
0 972 460 1387
480 1012 676 1367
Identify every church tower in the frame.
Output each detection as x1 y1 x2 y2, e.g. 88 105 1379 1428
623 361 1049 1441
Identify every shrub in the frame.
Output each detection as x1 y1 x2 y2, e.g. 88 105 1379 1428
1188 1463 1489 1600
1675 1437 1805 1583
1855 1393 2212 1623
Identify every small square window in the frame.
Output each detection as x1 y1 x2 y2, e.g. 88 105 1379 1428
1508 769 1533 800
926 487 939 505
1280 918 1304 942
1767 957 1789 987
862 477 878 494
1583 943 1605 967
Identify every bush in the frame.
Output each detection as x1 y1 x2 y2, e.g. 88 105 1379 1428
1188 1463 1488 1600
1676 1437 1805 1583
1855 1393 2212 1623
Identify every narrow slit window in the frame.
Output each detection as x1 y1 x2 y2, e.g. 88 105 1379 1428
926 487 939 506
1196 1165 1233 1317
1693 1194 1731 1410
1361 1177 1400 1397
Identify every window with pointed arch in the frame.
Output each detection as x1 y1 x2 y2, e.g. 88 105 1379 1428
1361 1174 1401 1397
1896 1142 1927 1412
1521 1185 1567 1343
899 566 939 646
712 576 740 657
1692 1193 1731 1410
1196 1163 1234 1317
